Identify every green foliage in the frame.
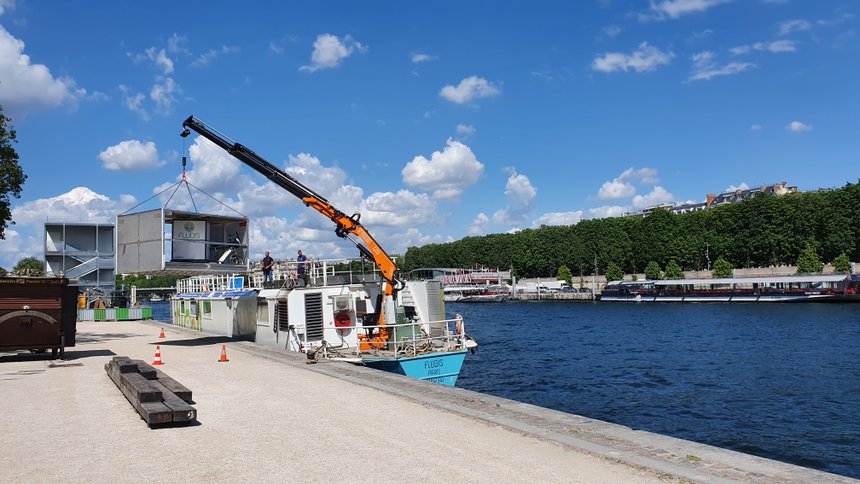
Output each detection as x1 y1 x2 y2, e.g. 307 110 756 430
832 253 852 273
605 262 624 281
796 244 824 273
0 107 26 240
13 257 43 276
117 274 186 288
664 259 684 279
400 181 860 278
712 257 733 278
644 261 662 280
0 266 6 276
556 265 572 285
631 274 638 281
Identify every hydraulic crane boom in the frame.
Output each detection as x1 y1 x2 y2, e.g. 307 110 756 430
180 115 403 299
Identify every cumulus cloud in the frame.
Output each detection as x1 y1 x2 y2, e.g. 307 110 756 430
491 169 537 226
785 120 812 132
439 76 501 104
597 166 660 199
150 77 179 114
725 182 750 192
588 205 627 219
11 187 136 228
645 0 732 20
533 211 583 227
632 186 674 209
118 85 149 121
300 34 366 72
730 40 797 55
0 0 15 15
467 212 490 235
778 19 811 36
99 140 165 171
129 47 174 74
284 153 363 212
455 124 475 137
192 45 240 67
0 25 85 115
688 50 755 81
401 139 484 199
411 53 437 63
359 190 436 227
592 42 674 73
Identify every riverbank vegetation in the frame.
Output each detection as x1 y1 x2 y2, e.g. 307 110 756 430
402 181 860 278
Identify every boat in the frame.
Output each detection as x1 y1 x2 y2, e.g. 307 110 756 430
601 274 860 302
149 294 163 302
443 284 512 302
171 261 476 385
166 116 476 386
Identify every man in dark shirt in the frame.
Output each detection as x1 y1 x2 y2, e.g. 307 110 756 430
296 249 307 282
262 251 274 282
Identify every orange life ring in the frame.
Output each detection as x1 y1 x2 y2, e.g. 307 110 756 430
334 312 351 329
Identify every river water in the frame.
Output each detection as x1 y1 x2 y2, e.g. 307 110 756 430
450 301 860 478
151 300 859 477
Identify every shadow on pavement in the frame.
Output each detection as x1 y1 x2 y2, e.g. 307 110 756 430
0 349 117 363
75 332 144 344
62 349 116 361
154 336 233 347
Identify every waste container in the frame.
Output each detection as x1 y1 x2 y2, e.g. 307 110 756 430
0 277 77 358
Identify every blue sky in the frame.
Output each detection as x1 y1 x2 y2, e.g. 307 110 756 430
0 0 858 269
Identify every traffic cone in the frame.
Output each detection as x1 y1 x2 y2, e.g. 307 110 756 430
159 327 166 339
152 345 164 366
218 344 229 363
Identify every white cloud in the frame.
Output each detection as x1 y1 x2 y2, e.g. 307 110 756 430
725 182 750 192
785 120 812 132
646 0 732 20
411 53 437 63
588 205 627 219
598 179 636 200
192 45 240 67
0 25 85 115
603 25 623 38
632 186 674 209
360 190 436 227
533 211 583 227
688 51 755 81
491 169 537 226
439 76 501 104
300 34 366 72
467 212 490 235
129 47 174 74
0 0 16 15
284 153 363 212
11 187 136 227
167 33 189 55
401 139 484 199
99 140 165 171
150 77 179 114
750 124 762 132
592 42 674 73
731 40 797 55
455 124 475 137
619 167 659 185
778 19 811 36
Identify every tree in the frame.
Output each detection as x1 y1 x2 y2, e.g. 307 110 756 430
712 257 733 278
644 261 662 280
796 244 824 273
556 265 572 285
13 257 43 276
0 266 6 276
0 106 26 240
605 262 624 282
631 274 638 281
832 253 852 273
664 259 684 279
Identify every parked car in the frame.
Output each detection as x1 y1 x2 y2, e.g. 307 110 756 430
560 286 574 293
578 287 591 293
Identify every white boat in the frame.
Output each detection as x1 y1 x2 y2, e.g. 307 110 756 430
149 294 163 302
443 284 512 303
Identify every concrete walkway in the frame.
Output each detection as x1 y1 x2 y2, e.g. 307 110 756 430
0 320 853 483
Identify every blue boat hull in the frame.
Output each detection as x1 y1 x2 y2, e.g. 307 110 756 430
363 350 468 386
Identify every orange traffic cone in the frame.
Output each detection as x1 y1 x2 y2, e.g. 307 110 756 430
152 345 165 366
218 344 229 363
159 327 166 339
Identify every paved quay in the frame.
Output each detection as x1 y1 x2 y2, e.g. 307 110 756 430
1 320 854 483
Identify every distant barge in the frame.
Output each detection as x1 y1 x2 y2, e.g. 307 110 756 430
601 274 860 302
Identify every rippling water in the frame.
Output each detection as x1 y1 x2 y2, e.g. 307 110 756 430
451 301 860 478
150 300 860 477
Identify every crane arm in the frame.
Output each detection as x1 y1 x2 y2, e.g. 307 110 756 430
181 115 402 296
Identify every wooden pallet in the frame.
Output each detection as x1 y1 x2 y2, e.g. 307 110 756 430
105 356 196 427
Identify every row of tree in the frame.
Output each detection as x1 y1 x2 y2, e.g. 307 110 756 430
401 181 860 278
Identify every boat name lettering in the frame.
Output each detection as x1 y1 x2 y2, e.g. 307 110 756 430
424 360 444 369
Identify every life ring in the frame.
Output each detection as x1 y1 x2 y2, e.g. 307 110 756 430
455 314 464 335
334 312 351 329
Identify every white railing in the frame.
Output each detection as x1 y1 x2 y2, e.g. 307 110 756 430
307 316 469 359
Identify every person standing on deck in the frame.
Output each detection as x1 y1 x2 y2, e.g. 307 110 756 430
296 249 307 283
262 251 274 282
